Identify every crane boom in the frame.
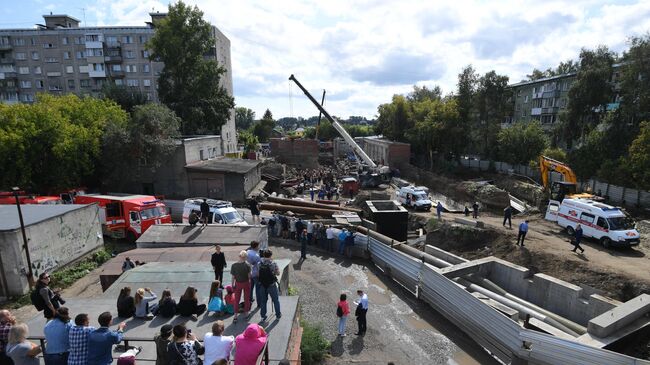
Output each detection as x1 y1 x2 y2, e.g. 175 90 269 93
289 74 377 168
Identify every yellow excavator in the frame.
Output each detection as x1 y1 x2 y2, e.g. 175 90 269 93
539 156 599 202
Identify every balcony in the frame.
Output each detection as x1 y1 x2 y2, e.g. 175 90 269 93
46 72 62 77
0 71 17 79
88 70 106 78
532 92 544 99
0 57 14 64
86 56 105 64
0 44 12 51
531 108 542 116
108 70 125 78
104 55 122 63
85 41 103 49
541 107 559 114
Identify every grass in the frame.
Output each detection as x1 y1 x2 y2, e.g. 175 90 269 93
300 320 330 364
1 247 112 310
287 285 299 296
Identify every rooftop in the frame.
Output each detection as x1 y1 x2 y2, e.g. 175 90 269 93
0 204 89 232
508 72 577 88
135 224 268 248
185 157 260 174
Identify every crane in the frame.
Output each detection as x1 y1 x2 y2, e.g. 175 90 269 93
289 74 377 169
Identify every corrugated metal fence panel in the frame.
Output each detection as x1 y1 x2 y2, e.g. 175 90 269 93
641 191 650 207
624 187 639 206
607 185 625 204
521 330 650 365
367 238 421 293
479 160 490 170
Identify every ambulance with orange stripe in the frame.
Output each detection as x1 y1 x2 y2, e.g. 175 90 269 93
546 198 640 248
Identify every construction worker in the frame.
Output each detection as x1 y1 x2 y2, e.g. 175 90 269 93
503 205 512 229
516 220 529 247
436 202 443 220
472 202 479 219
571 224 585 253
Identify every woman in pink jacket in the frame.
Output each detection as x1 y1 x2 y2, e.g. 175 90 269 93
234 324 267 365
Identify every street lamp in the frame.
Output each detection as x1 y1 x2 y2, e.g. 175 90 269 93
12 187 34 288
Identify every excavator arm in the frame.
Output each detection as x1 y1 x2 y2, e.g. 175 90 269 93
539 156 578 189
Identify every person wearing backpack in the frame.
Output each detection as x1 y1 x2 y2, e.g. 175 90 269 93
32 272 65 320
336 293 350 337
258 250 281 322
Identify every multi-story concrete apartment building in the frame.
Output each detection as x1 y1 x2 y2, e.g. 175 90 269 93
505 66 622 130
0 12 237 153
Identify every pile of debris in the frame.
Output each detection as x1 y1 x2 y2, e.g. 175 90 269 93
456 181 510 210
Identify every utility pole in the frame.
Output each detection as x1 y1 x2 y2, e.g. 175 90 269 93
12 187 34 288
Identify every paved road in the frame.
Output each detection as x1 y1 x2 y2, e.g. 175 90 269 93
270 241 499 365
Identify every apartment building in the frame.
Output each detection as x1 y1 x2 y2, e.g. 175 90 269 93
0 13 237 153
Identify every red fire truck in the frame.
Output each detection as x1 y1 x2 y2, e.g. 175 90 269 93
0 191 63 205
74 194 171 242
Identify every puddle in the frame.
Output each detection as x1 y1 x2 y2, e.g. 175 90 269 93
447 351 481 365
405 314 437 332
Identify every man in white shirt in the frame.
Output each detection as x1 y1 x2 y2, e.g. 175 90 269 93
325 225 335 252
354 290 369 336
306 221 314 244
203 320 234 364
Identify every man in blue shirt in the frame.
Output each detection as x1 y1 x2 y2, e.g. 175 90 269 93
516 220 529 247
338 229 348 255
43 307 73 365
87 312 126 365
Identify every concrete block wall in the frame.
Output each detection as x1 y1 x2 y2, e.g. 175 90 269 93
270 138 318 168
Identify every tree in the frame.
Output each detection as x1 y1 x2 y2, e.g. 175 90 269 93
407 85 442 102
102 83 147 113
618 34 650 126
556 59 579 75
102 104 180 188
235 107 255 130
496 122 548 165
375 95 411 141
625 121 650 189
475 71 511 157
252 109 276 142
541 147 567 162
0 94 128 192
562 46 616 147
456 65 478 125
238 130 259 154
149 1 234 134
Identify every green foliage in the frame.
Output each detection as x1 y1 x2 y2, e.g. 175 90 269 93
252 109 276 142
238 130 259 154
619 34 650 125
149 1 234 134
102 83 147 113
541 147 567 162
287 286 299 296
475 71 511 158
626 121 650 189
376 95 411 142
300 320 330 364
49 248 112 290
235 107 255 130
497 122 548 165
0 94 128 192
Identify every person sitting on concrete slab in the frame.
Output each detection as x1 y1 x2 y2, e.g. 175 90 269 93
156 290 177 318
207 281 225 316
234 324 268 365
177 287 207 319
134 288 158 319
116 287 136 319
223 285 236 315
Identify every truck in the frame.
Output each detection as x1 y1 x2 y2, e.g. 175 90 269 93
545 198 640 248
73 194 171 242
181 198 248 225
396 186 432 211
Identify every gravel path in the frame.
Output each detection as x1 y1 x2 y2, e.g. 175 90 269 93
270 240 499 365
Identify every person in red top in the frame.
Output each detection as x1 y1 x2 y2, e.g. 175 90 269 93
234 324 267 365
336 293 350 337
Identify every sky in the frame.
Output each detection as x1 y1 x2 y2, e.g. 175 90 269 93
2 1 650 120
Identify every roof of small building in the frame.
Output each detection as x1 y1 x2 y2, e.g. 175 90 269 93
0 204 90 232
185 157 260 174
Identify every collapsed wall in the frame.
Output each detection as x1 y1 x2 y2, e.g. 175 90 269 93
270 138 319 168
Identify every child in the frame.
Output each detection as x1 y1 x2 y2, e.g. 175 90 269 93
337 293 350 336
223 285 235 315
207 280 224 315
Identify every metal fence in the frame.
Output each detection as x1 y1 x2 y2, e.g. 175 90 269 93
458 159 650 208
359 233 650 365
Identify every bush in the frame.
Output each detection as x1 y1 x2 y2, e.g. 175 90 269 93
300 320 330 364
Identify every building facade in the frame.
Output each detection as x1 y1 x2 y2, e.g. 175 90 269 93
0 13 237 153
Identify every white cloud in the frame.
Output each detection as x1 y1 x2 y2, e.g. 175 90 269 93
10 0 650 118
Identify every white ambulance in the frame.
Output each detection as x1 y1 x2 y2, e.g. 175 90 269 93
396 186 432 211
181 198 248 225
545 198 640 248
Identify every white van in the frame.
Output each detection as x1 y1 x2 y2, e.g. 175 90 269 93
396 186 432 211
545 198 640 248
181 198 248 226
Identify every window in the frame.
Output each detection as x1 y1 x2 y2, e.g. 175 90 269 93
114 79 123 86
42 43 55 49
122 36 133 44
18 66 29 74
31 51 39 60
106 202 120 217
142 64 150 73
21 93 34 102
596 217 608 230
88 49 103 57
80 79 90 88
15 52 26 60
66 66 74 73
580 212 595 224
74 36 84 45
532 87 536 94
86 35 100 42
146 92 152 100
111 64 122 71
125 50 135 59
141 50 149 58
62 37 68 45
517 89 521 97
13 38 25 46
139 35 148 44
105 36 117 44
35 80 44 89
541 115 553 124
33 66 41 74
143 79 151 87
75 51 85 59
45 57 58 63
30 37 36 45
125 64 137 73
524 95 529 103
67 79 75 89
126 79 139 87
92 63 105 71
63 51 70 59
20 80 32 88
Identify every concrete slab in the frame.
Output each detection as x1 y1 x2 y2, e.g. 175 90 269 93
453 217 485 228
588 294 650 337
440 257 494 278
577 318 650 348
136 224 268 249
471 292 519 321
26 296 299 364
527 318 577 341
